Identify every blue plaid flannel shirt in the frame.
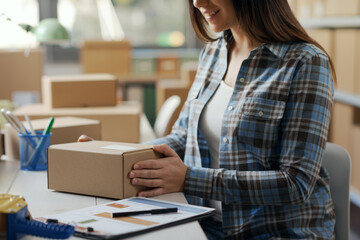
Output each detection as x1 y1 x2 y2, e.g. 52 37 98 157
150 35 335 239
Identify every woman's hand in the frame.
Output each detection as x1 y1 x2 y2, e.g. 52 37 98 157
129 144 188 197
77 134 94 142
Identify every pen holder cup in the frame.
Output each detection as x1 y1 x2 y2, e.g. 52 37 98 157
18 132 52 171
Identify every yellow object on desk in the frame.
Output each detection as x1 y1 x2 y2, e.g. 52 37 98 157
0 193 75 239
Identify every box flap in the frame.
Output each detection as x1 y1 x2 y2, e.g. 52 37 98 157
43 74 116 82
22 117 100 130
13 103 140 116
82 41 131 49
49 140 153 155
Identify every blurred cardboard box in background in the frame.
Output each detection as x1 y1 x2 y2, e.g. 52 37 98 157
42 74 117 108
81 40 131 76
0 48 43 102
4 117 101 160
307 29 335 58
326 0 360 16
12 102 141 143
157 56 180 78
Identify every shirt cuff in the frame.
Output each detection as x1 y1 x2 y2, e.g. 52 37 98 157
184 166 215 199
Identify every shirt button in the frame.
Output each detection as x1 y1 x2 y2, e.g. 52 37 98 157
258 111 264 117
239 78 245 83
228 106 233 111
223 137 228 143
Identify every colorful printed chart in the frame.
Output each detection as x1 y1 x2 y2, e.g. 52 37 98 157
37 197 215 239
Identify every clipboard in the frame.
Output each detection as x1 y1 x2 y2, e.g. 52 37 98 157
36 197 215 239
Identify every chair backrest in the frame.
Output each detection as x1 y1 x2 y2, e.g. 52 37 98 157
154 95 181 138
322 142 351 240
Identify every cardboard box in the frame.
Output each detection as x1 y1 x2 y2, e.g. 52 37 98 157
81 40 131 76
325 0 336 15
156 80 189 136
312 0 326 18
42 74 117 108
333 29 359 93
12 102 141 143
132 57 156 76
0 48 43 101
4 117 101 160
47 141 162 199
328 102 354 156
307 29 334 59
352 122 360 192
157 56 180 78
295 0 312 20
326 0 360 16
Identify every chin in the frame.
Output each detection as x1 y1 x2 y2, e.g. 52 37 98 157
209 26 224 33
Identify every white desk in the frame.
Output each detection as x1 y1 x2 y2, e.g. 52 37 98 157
0 159 206 240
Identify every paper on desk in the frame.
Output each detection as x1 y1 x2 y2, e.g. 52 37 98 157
37 197 215 239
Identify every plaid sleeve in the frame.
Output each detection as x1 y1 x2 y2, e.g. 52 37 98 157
185 53 334 205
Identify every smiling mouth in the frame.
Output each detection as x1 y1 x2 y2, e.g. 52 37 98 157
203 10 220 21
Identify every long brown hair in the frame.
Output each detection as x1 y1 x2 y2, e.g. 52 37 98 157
188 0 336 83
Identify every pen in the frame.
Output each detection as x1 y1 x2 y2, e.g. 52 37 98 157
1 108 22 133
2 108 38 150
111 207 178 218
6 110 29 134
25 115 36 135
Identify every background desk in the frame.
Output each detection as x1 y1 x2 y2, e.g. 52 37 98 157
0 159 206 240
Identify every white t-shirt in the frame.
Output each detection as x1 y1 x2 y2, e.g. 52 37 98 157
199 80 233 221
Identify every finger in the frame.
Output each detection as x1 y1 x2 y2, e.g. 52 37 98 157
152 144 178 157
137 188 164 197
133 159 163 170
131 178 162 188
78 134 94 142
129 169 161 179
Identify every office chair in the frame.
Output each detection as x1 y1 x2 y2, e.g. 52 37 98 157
154 95 181 138
322 142 351 240
140 95 181 142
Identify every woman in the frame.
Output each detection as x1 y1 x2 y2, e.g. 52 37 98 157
80 0 336 238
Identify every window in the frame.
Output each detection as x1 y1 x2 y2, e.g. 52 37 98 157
0 0 39 49
0 0 198 50
112 0 187 47
58 0 191 48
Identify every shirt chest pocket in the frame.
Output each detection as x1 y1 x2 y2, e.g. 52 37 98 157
236 98 286 148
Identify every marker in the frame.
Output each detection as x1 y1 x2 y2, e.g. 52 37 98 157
43 117 54 135
26 117 54 169
111 208 178 218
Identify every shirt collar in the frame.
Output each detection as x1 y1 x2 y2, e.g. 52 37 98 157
220 34 291 59
261 43 291 59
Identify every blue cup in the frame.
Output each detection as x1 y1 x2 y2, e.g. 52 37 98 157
18 131 52 171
